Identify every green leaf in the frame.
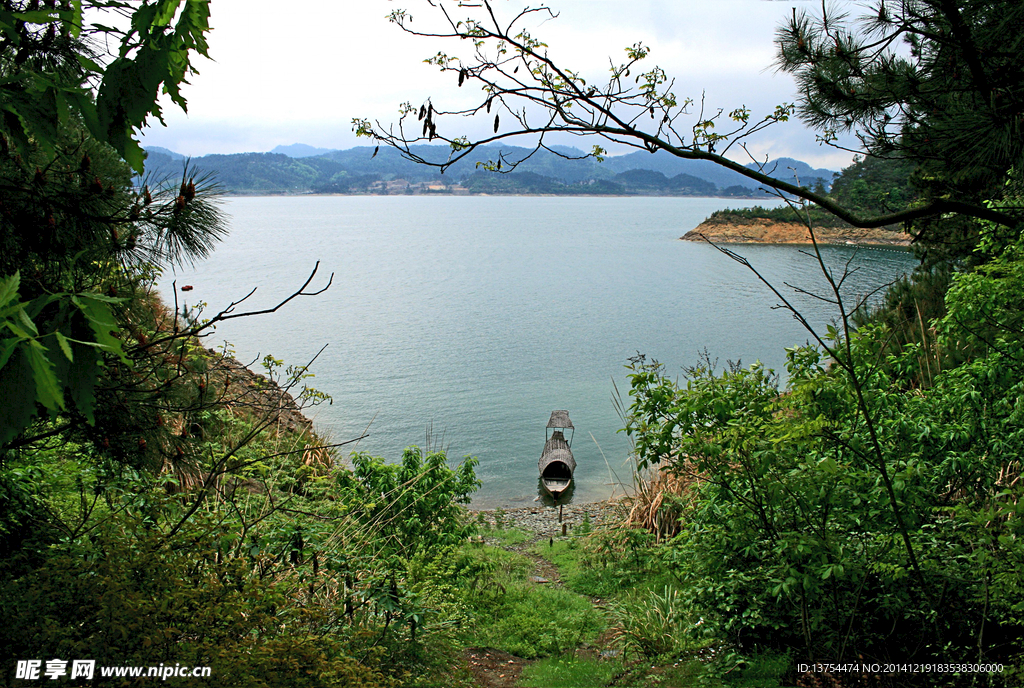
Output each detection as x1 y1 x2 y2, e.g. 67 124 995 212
24 341 64 411
67 343 98 424
0 272 19 308
3 320 34 340
69 0 83 38
76 54 104 74
0 337 17 370
0 348 37 446
76 292 124 304
154 0 183 27
72 295 130 364
15 306 38 337
54 331 74 362
10 10 60 23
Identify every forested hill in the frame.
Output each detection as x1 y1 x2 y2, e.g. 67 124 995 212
141 143 835 196
694 155 918 230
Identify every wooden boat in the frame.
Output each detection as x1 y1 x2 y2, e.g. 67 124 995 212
539 410 576 499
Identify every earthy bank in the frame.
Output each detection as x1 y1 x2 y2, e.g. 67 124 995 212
682 216 912 246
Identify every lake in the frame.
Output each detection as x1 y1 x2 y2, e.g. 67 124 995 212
158 196 918 508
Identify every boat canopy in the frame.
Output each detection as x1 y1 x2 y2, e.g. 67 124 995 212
546 410 574 430
540 447 576 478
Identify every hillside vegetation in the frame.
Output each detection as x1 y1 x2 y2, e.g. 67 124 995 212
143 145 834 197
685 156 918 243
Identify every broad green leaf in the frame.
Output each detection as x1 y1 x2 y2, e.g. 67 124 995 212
72 295 130 363
3 320 34 340
0 349 37 446
0 272 19 307
154 0 183 27
67 343 98 424
54 331 74 362
15 306 38 337
0 337 17 370
129 4 159 35
24 341 64 411
67 90 102 140
10 10 60 23
76 54 103 73
77 292 125 304
69 0 83 38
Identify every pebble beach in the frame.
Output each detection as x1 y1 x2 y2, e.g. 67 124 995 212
468 500 622 538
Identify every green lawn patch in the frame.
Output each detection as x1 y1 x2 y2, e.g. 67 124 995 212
517 655 622 687
458 545 604 659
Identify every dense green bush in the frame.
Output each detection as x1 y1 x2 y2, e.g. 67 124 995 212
621 230 1024 676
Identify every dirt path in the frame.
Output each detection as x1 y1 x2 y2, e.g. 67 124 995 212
462 648 529 688
460 523 610 687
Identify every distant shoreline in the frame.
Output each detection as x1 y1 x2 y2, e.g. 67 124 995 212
218 191 772 200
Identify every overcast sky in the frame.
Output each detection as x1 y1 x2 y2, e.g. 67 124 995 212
139 0 856 169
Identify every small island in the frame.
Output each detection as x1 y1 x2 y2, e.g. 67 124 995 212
682 213 912 246
683 154 919 246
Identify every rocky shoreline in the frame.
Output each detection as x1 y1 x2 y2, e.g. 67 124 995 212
469 500 622 538
682 219 912 246
208 350 314 436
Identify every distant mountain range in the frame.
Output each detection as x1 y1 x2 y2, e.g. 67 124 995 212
141 143 836 197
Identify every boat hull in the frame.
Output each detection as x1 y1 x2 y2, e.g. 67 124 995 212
539 419 575 501
541 476 572 499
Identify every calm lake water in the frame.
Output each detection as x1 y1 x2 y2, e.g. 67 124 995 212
158 196 917 508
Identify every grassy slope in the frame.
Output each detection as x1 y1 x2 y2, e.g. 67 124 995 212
460 524 797 688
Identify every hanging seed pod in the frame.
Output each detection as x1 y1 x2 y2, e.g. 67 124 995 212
458 68 466 86
418 105 426 120
513 65 519 74
650 106 655 118
372 145 379 158
486 97 492 113
494 114 500 133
